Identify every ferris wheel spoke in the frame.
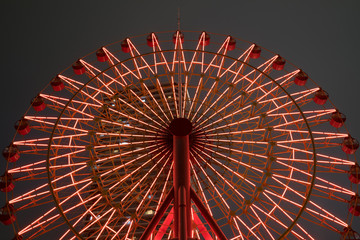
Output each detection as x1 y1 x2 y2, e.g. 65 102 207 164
189 37 234 122
187 32 208 71
98 144 167 179
258 86 317 106
154 76 175 120
276 135 347 144
149 38 173 96
189 78 220 123
234 55 278 87
106 92 168 130
186 74 203 119
193 144 258 190
191 43 230 118
110 218 132 240
191 151 245 201
307 200 348 228
140 82 171 122
265 88 319 116
275 128 346 138
99 47 128 85
95 141 163 167
8 149 86 175
57 75 109 105
106 49 171 125
24 116 88 133
248 206 276 240
77 207 115 236
136 154 172 212
205 128 265 137
276 143 354 165
190 162 214 216
191 152 230 210
190 48 259 126
126 39 156 75
99 119 159 135
59 194 103 239
40 93 102 109
93 209 117 240
53 178 92 192
262 191 316 240
275 161 354 196
155 161 173 213
148 33 172 74
200 137 268 147
40 93 98 119
10 182 51 205
18 206 59 235
271 113 333 131
79 60 116 95
95 132 158 139
93 139 160 150
270 177 348 228
173 31 188 71
197 106 255 134
248 70 300 103
102 47 141 85
116 148 171 203
220 44 254 81
200 143 265 174
186 34 209 119
173 32 189 117
250 203 304 239
235 216 262 240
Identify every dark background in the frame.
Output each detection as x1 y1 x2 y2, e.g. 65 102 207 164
1 0 359 239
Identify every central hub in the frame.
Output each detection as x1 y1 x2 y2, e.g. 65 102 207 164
169 118 192 136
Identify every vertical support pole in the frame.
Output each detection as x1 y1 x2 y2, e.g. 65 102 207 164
169 118 192 240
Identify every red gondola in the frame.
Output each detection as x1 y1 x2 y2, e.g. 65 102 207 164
313 89 329 105
0 172 14 192
14 118 30 135
172 31 184 44
96 48 108 62
349 195 360 216
199 32 210 46
0 204 16 225
31 95 46 112
2 144 20 162
342 136 359 154
227 36 236 51
72 60 86 75
272 56 286 70
12 235 23 240
349 163 360 184
121 39 130 53
250 44 261 59
146 33 158 47
330 111 346 128
294 70 308 86
341 227 360 240
50 75 64 91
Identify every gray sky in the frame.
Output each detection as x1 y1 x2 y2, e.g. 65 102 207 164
1 0 359 239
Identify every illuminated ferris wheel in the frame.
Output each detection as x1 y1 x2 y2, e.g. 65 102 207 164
1 31 360 240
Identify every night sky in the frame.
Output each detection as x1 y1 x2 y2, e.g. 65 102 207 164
1 1 360 239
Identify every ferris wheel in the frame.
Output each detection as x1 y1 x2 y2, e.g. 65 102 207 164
1 31 359 240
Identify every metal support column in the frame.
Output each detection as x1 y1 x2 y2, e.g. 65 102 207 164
169 118 192 240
